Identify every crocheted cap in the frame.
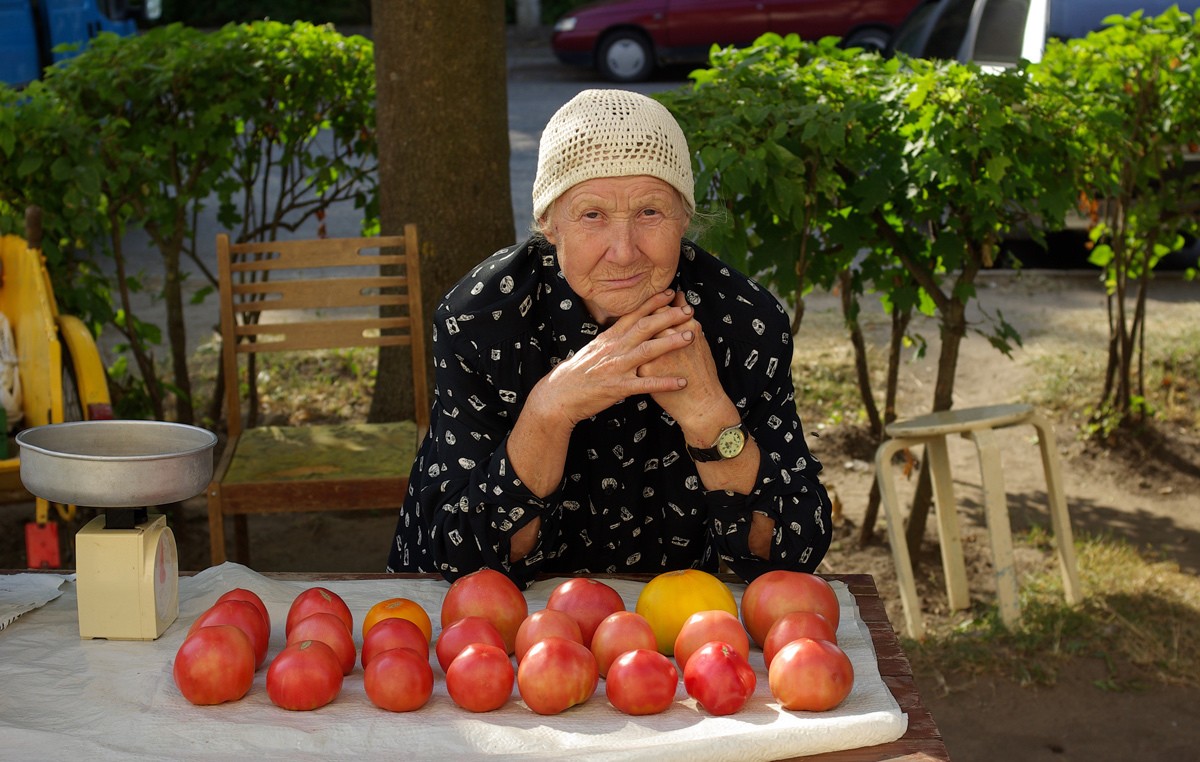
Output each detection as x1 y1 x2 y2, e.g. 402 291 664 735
532 89 695 221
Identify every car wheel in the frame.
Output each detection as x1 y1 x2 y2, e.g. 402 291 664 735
598 30 654 82
843 27 891 53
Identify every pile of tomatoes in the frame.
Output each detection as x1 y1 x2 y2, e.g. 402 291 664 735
172 568 854 717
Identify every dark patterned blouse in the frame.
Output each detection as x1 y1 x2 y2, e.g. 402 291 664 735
387 236 831 586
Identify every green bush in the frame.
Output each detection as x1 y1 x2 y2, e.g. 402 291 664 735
0 22 378 422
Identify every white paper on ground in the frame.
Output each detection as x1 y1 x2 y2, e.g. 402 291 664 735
0 563 907 761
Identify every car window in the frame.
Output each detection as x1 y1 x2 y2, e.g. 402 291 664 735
896 0 977 59
974 0 1031 64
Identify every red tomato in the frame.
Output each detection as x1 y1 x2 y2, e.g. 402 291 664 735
605 648 678 716
673 609 750 672
266 639 344 711
286 587 353 637
515 608 583 663
517 636 599 715
545 577 626 648
215 588 271 632
440 569 528 654
435 615 507 673
189 599 270 670
762 610 837 669
287 611 357 675
362 617 429 669
364 647 434 712
683 641 757 716
768 637 855 711
173 624 255 705
590 610 657 677
740 571 840 648
445 643 514 712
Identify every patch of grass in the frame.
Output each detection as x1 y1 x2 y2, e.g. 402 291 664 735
190 338 379 426
1027 326 1200 431
792 343 873 429
906 532 1200 691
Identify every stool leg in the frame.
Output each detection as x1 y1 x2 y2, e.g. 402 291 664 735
926 437 970 611
1028 412 1083 605
875 437 925 639
967 428 1021 629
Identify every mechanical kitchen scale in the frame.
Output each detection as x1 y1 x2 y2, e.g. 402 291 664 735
16 420 217 641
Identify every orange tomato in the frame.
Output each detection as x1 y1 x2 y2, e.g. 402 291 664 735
634 569 738 655
362 597 433 642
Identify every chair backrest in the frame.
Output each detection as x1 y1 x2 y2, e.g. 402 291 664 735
215 227 429 441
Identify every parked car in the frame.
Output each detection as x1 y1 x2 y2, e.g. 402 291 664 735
1048 0 1200 39
551 0 923 82
0 0 160 88
888 0 1200 69
887 0 1050 69
889 0 1200 269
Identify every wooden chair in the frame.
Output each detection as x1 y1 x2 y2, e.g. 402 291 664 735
206 227 429 567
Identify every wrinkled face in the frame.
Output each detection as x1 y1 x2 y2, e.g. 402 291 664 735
540 176 689 325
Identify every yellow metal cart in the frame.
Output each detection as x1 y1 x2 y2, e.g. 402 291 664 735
0 234 112 567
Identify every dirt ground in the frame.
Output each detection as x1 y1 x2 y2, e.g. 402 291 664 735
3 268 1198 760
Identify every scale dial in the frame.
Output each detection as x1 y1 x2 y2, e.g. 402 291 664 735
153 525 180 632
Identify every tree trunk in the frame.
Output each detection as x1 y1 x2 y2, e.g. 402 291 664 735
368 0 515 422
840 270 881 438
904 297 968 554
858 300 912 546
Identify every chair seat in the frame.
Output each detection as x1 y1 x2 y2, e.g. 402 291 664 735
225 421 419 484
215 421 419 518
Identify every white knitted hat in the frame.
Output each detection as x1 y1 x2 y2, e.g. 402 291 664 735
532 89 695 221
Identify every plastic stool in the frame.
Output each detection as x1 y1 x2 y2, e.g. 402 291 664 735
874 403 1082 638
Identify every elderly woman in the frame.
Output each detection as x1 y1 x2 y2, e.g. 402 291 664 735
388 89 831 585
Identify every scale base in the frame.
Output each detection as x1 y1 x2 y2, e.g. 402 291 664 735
76 513 179 640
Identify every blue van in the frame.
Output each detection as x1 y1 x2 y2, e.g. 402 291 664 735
0 0 161 88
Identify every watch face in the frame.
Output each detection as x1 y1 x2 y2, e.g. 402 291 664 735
717 426 746 458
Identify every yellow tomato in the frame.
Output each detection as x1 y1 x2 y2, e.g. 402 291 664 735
635 569 738 655
362 597 433 642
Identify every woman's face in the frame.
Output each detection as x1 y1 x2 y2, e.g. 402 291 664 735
541 176 689 325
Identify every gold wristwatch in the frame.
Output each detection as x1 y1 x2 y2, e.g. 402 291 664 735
686 423 748 462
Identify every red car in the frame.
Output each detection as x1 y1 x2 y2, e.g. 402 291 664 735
551 0 922 81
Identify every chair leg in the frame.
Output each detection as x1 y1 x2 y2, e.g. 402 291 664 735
875 437 925 640
207 490 226 567
926 436 970 611
968 427 1021 629
234 515 250 566
1028 412 1083 605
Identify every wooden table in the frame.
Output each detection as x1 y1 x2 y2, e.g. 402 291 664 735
260 571 949 761
809 574 948 761
1 569 947 760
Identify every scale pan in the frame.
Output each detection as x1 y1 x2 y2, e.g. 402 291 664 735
16 420 217 508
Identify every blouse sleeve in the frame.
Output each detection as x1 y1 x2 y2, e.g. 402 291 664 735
406 327 560 587
699 310 833 581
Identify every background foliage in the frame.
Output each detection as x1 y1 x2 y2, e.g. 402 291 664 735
0 21 379 423
1 7 1196 445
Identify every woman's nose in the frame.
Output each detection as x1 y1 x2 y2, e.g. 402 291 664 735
606 218 639 263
